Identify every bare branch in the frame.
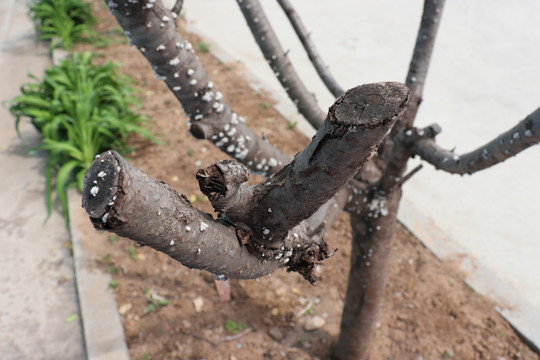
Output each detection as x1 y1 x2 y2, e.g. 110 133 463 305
81 151 281 279
236 0 326 128
399 0 446 129
170 0 183 19
106 0 290 177
276 0 344 98
413 107 540 175
197 83 409 242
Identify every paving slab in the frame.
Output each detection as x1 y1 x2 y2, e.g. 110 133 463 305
0 1 85 359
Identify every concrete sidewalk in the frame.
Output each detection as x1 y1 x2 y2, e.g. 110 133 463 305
0 0 85 358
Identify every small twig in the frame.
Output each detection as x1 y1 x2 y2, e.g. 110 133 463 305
294 299 313 319
397 164 423 187
180 327 253 346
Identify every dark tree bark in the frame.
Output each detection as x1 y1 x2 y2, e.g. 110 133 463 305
84 0 540 358
83 81 409 283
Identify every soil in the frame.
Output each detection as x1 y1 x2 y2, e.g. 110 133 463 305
73 3 539 360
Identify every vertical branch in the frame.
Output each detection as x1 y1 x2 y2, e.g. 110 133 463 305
276 0 345 98
236 0 326 128
399 0 446 130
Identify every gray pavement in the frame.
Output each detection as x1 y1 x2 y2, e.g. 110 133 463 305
0 0 85 358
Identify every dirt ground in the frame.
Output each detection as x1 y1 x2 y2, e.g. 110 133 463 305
73 3 540 360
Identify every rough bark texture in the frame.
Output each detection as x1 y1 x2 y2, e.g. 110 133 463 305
335 189 401 360
276 0 344 98
108 0 290 177
82 151 281 279
198 83 409 243
237 0 326 128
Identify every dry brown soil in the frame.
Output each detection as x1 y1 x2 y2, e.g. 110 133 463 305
73 3 540 360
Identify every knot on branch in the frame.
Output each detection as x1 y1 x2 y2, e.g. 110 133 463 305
196 160 252 216
287 239 335 285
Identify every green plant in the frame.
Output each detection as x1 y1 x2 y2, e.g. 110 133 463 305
196 41 211 53
29 0 100 50
225 320 247 334
9 52 158 226
128 246 138 261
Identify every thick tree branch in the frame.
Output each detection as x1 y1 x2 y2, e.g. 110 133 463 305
413 107 540 174
236 0 326 129
82 151 281 279
276 0 345 98
197 83 409 242
107 0 290 177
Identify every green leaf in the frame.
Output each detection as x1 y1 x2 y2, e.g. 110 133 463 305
65 314 78 323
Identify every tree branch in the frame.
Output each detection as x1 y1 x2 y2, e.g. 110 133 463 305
413 107 540 175
170 0 183 19
236 0 326 129
197 83 409 242
399 0 446 130
276 0 344 98
82 151 281 279
106 0 290 177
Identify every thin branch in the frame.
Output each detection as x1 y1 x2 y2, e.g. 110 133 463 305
413 107 540 175
106 0 290 177
276 0 344 98
236 0 326 129
399 0 446 130
170 0 183 19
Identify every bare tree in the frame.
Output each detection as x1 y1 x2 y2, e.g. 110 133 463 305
82 0 540 358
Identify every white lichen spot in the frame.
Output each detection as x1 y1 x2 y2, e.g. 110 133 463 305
524 129 532 137
187 68 195 76
200 221 209 232
189 79 197 86
267 158 277 167
268 208 272 213
156 44 166 52
197 247 201 254
215 91 223 101
227 144 235 153
97 171 107 179
90 186 99 197
194 114 203 120
101 213 108 223
513 132 520 139
173 86 181 91
175 42 184 49
452 154 460 161
162 15 170 22
185 225 191 232
169 57 180 66
185 42 192 50
262 228 270 235
207 81 214 89
94 154 101 159
275 253 282 260
145 2 153 8
170 239 175 246
201 91 213 102
215 103 224 113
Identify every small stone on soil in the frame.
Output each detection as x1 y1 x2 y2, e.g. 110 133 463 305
304 315 325 331
193 296 204 313
268 326 285 340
